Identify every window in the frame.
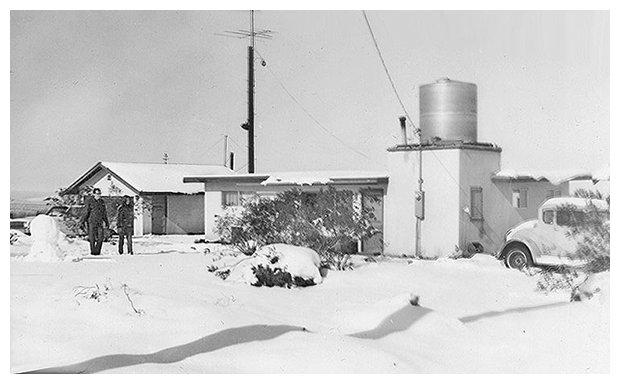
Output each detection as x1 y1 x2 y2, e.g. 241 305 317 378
542 210 555 225
222 191 258 207
222 191 240 207
470 187 483 220
512 189 528 208
557 209 585 227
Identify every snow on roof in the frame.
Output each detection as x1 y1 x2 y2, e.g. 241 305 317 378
492 169 594 185
183 170 389 186
101 162 234 193
260 170 389 186
540 197 609 211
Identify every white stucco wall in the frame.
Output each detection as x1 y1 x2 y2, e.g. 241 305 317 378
205 191 223 241
384 151 418 256
384 149 462 258
458 149 502 253
91 171 135 197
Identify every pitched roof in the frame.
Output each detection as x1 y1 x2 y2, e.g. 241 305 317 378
65 162 235 194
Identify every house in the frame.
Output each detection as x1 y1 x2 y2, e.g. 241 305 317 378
183 171 388 253
184 78 605 257
63 162 234 236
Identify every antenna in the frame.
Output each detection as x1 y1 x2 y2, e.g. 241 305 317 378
217 10 275 174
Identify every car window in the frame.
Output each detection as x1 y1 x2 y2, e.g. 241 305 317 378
557 210 585 227
542 210 555 225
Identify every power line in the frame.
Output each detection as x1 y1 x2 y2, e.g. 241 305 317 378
258 52 372 161
202 136 225 156
361 11 502 245
362 11 417 134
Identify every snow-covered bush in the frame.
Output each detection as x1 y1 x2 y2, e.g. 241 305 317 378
207 244 323 288
214 187 378 265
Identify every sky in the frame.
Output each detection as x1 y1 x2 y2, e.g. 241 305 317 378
9 8 610 196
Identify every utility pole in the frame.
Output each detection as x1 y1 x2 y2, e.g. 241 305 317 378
217 11 273 174
247 12 255 173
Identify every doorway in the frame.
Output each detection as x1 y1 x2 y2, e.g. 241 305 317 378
151 195 167 235
361 189 384 255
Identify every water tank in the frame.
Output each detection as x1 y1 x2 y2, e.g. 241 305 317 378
419 78 477 143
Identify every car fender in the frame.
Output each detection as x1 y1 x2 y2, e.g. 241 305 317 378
499 237 542 262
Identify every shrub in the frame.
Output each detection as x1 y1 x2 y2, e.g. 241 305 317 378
558 195 610 274
321 251 354 271
535 193 610 297
214 186 378 265
251 264 316 288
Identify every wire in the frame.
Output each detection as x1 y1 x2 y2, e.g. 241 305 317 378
201 136 225 158
361 11 503 245
362 11 417 133
256 50 372 161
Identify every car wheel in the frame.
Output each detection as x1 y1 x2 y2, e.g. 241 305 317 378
504 244 532 270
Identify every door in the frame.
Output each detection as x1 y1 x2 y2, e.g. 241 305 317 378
361 189 384 255
151 195 167 235
537 208 579 265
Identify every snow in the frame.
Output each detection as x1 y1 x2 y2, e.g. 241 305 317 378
493 168 594 185
9 237 610 373
209 244 322 285
260 170 388 186
100 162 234 194
23 215 66 262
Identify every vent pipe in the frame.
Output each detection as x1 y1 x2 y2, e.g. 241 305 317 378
399 116 408 145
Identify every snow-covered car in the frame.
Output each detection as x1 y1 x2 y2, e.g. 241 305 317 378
498 197 609 270
45 205 87 237
10 217 34 235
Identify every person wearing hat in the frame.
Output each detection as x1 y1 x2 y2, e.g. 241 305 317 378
116 195 134 255
81 188 109 255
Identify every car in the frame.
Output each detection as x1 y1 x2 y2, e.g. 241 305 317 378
10 217 34 235
498 197 609 270
45 205 88 237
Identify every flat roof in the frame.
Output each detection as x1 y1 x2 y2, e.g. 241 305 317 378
184 170 389 186
387 141 502 152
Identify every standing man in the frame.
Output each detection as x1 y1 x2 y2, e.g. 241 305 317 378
81 188 109 255
116 195 134 255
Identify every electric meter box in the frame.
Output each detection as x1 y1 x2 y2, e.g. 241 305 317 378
415 191 425 220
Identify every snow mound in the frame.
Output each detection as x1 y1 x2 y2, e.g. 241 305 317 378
338 293 464 341
23 215 66 262
10 230 33 245
216 244 323 286
574 272 610 303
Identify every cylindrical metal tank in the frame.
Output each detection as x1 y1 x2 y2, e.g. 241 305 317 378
419 78 477 143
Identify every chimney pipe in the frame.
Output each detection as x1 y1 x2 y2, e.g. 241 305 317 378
229 152 235 171
399 116 408 145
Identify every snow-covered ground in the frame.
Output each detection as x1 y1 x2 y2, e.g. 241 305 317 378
10 234 609 374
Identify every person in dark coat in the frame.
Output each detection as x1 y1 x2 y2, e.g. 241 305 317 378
116 195 134 255
81 188 109 255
